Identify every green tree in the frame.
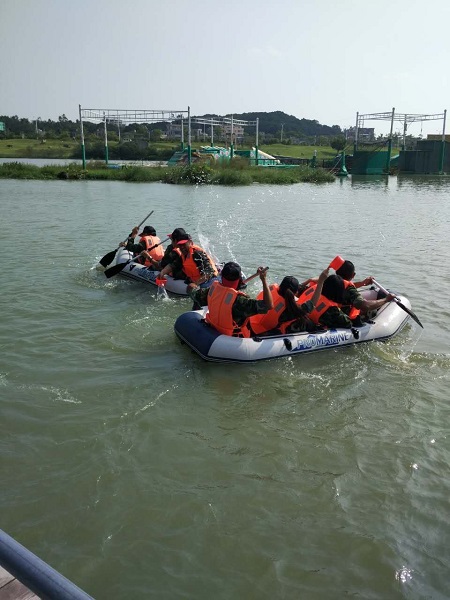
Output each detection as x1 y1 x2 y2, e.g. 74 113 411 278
330 136 346 152
151 128 163 141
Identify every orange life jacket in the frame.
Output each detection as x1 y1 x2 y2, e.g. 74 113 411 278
249 284 286 334
173 244 218 282
139 235 164 266
205 281 251 337
299 280 360 324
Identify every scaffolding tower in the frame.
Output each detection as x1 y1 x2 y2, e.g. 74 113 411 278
78 105 190 167
355 108 447 173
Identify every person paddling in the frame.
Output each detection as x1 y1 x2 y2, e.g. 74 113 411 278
119 224 164 267
249 268 329 335
153 227 189 276
159 233 219 288
298 259 394 329
188 262 274 338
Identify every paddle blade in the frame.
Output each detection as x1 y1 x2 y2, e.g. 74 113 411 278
395 299 424 329
104 261 127 278
99 248 118 268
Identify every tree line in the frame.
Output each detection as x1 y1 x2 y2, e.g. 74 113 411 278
0 111 348 158
0 110 343 141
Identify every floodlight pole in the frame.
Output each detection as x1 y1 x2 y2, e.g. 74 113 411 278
211 118 214 146
385 107 395 173
230 115 234 159
402 115 407 151
187 106 191 165
439 108 447 174
103 113 109 165
79 104 86 169
180 116 184 150
354 111 359 152
255 118 259 166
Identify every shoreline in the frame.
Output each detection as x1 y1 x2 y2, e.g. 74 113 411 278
0 161 335 185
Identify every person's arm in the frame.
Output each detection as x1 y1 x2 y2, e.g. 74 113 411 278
187 284 209 307
259 267 274 310
159 263 173 278
300 276 319 286
361 294 394 311
354 276 374 289
309 268 329 307
119 226 143 253
159 245 174 269
159 250 183 278
347 284 394 311
140 251 160 269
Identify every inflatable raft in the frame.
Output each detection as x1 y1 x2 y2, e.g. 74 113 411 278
111 247 190 295
174 288 413 363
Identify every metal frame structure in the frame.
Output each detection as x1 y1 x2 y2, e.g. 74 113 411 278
191 116 260 162
355 108 447 173
78 105 190 167
78 107 266 167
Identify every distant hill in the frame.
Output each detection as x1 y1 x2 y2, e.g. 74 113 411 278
195 111 342 137
0 111 342 141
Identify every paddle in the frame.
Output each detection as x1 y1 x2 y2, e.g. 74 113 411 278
242 266 269 285
104 237 170 279
98 209 154 268
372 278 424 328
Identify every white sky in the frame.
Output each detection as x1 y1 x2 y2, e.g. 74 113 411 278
1 0 449 136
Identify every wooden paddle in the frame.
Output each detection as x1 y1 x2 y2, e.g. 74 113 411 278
372 278 424 328
98 209 154 268
104 237 170 279
242 266 269 284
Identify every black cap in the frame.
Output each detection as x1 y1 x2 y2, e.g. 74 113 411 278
221 261 242 281
336 260 355 280
140 225 156 236
168 227 187 242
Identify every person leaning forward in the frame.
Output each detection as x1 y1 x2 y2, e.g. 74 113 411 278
302 259 394 329
159 233 219 287
188 262 274 338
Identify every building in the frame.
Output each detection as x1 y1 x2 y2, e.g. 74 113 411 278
222 124 244 143
345 127 375 142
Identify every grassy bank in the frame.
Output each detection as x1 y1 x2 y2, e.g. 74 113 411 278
0 160 335 185
0 137 340 161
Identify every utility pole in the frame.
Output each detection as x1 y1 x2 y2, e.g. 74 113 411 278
281 123 284 143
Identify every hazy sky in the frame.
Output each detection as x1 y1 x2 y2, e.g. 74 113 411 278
1 0 449 136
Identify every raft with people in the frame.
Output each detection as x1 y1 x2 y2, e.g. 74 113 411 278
106 246 192 295
99 218 222 296
174 284 414 363
98 213 422 364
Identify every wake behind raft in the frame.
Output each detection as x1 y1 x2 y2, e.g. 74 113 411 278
174 287 413 363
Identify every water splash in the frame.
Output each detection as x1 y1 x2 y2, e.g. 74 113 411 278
395 566 413 583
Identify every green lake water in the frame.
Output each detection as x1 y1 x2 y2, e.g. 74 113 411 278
1 174 450 599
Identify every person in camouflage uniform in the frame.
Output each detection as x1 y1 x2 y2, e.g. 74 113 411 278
188 262 273 335
318 260 393 328
140 227 188 278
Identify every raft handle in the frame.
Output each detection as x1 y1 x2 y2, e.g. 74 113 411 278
283 338 293 351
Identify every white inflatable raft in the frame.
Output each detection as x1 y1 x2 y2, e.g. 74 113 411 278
112 247 190 295
174 288 413 363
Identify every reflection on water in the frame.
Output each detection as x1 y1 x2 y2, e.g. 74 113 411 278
350 174 390 187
